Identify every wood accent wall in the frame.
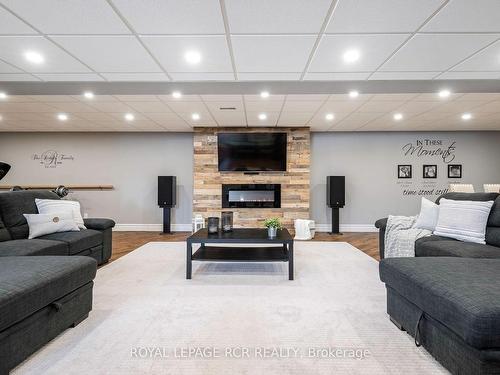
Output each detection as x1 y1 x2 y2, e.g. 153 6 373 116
193 127 310 229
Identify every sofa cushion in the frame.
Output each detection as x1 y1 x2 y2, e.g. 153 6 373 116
0 190 60 240
379 257 500 349
0 239 68 257
0 256 96 332
415 237 500 258
0 215 10 242
38 229 102 255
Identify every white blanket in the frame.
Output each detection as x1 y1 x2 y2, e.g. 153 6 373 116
384 215 432 258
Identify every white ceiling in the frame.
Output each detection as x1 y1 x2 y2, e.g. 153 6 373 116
0 0 500 82
1 92 500 132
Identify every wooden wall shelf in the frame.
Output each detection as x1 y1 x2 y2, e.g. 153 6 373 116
0 185 114 191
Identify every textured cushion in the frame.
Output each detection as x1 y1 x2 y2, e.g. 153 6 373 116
414 197 439 231
36 198 86 229
0 239 68 257
24 212 80 239
0 214 10 242
0 190 59 240
380 257 500 349
415 237 500 258
83 218 115 231
38 229 102 255
0 256 96 332
434 198 494 244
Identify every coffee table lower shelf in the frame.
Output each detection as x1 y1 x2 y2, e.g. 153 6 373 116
192 245 289 262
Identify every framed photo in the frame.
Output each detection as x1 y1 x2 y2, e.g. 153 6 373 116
423 165 437 179
398 165 412 179
448 164 462 178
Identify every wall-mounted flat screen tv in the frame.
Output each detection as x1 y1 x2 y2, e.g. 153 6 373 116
217 132 287 172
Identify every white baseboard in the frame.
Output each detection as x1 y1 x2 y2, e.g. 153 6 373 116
113 224 192 232
314 224 377 233
113 223 377 233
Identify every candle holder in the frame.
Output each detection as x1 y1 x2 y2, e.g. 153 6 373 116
207 217 219 234
221 211 233 232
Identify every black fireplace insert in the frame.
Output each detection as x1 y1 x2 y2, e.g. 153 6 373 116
222 184 281 208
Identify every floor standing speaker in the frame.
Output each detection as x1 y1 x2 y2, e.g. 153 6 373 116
158 176 176 234
326 176 345 235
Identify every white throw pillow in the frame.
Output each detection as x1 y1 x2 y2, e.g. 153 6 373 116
433 198 494 244
23 212 80 239
35 198 86 229
414 197 440 231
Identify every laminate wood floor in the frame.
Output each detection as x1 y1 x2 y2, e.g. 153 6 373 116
111 231 379 264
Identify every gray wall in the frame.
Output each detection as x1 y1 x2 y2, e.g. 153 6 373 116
1 131 499 229
311 132 500 227
0 133 194 227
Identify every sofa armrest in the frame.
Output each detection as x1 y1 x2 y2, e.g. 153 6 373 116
375 218 388 230
84 218 115 231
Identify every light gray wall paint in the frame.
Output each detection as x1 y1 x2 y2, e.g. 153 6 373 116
0 133 194 226
310 132 500 226
2 131 499 228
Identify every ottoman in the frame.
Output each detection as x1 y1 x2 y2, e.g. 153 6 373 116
380 257 500 375
0 256 97 374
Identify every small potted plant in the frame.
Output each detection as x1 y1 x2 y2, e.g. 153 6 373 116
264 217 282 238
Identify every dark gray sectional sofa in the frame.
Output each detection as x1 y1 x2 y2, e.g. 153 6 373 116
0 190 115 374
377 192 500 375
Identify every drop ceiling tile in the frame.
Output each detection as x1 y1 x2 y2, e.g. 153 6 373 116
165 101 208 113
332 112 383 130
326 0 445 33
368 71 439 80
113 0 224 34
427 101 485 113
238 72 301 81
145 113 189 127
413 93 463 101
210 111 247 126
450 39 500 72
282 100 323 112
201 95 242 102
371 94 419 101
2 0 129 34
122 101 173 113
0 36 91 73
309 34 409 72
243 95 285 101
72 95 118 102
422 0 500 32
101 73 169 81
436 71 500 80
74 112 117 121
158 95 201 102
114 95 160 102
395 100 441 114
30 95 77 102
308 112 350 127
204 100 244 113
357 100 407 113
0 59 23 73
244 100 284 112
303 72 370 80
141 36 232 72
225 0 332 34
87 101 134 112
170 72 234 81
52 36 161 73
472 101 500 113
456 93 500 101
35 73 104 81
0 73 38 81
177 111 216 126
287 95 329 101
0 7 37 34
232 35 316 72
380 34 499 71
44 102 99 113
247 112 279 127
328 94 373 101
320 100 365 113
0 102 58 112
0 95 37 102
277 112 313 126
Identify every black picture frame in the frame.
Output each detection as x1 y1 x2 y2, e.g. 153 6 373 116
398 165 412 179
448 164 462 179
423 165 437 179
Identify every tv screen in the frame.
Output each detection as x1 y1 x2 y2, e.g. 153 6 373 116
217 133 287 172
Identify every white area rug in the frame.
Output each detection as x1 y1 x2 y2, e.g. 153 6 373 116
15 242 447 374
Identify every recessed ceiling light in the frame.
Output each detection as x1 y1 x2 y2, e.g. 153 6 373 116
343 49 361 63
83 91 94 99
260 91 270 98
0 92 7 100
438 89 451 98
461 113 472 121
185 50 201 65
172 91 182 99
393 113 403 121
349 90 359 98
57 113 68 121
24 50 44 64
258 113 267 121
124 113 135 121
191 113 200 121
325 113 335 121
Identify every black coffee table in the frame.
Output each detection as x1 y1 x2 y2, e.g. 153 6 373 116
186 228 294 280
